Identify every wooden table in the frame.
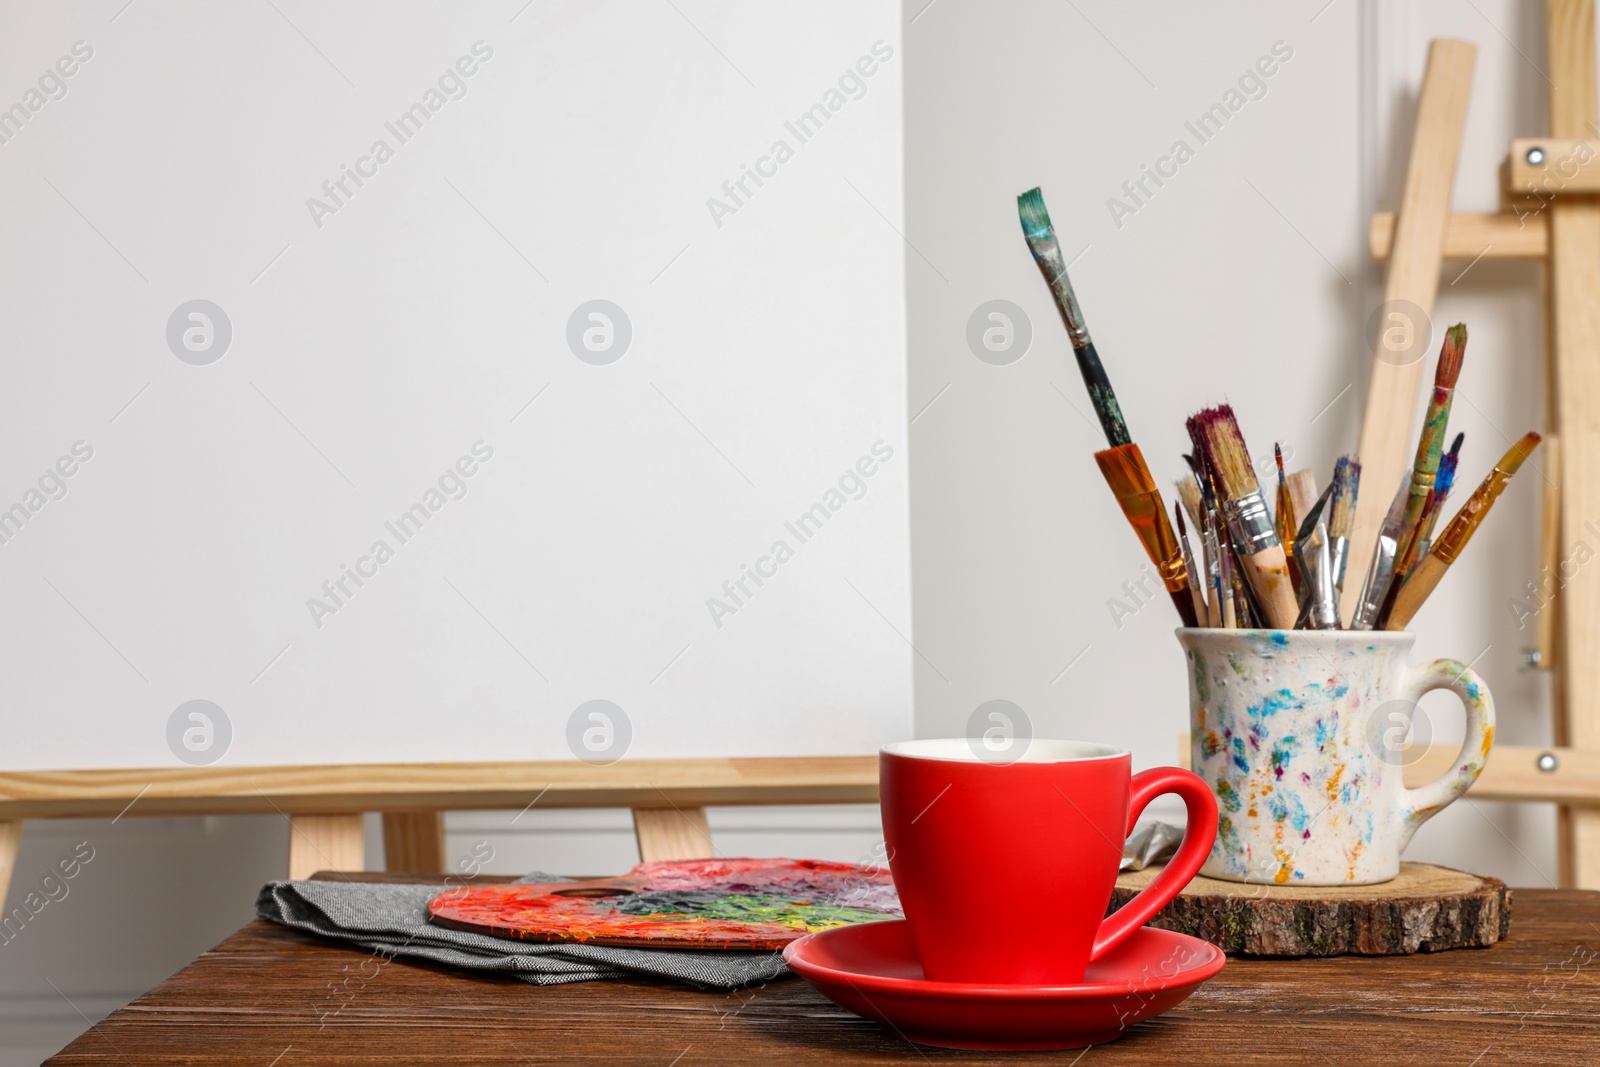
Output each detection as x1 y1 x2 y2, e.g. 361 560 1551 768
45 875 1600 1065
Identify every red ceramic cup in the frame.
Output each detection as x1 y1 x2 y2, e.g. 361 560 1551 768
880 739 1218 986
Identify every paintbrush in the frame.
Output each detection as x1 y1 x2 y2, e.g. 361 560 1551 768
1380 433 1466 623
1389 324 1467 587
1018 188 1195 626
1328 456 1361 607
1094 445 1199 628
1018 188 1129 446
1177 470 1203 532
1412 433 1464 563
1175 504 1209 625
1293 483 1339 629
1384 432 1542 630
1199 474 1224 627
1351 477 1411 630
1177 460 1209 627
1189 433 1258 626
1274 445 1299 597
1218 528 1238 628
1189 406 1300 629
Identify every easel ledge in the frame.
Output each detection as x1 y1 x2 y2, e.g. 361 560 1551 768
0 756 879 818
9 747 1593 818
0 756 878 893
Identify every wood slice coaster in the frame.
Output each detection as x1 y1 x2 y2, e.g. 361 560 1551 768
1109 862 1512 957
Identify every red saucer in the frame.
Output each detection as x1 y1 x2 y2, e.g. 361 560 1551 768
783 919 1224 1051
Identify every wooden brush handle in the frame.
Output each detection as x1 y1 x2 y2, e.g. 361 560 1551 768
1186 573 1208 626
1169 589 1199 629
1384 555 1448 630
1238 545 1301 629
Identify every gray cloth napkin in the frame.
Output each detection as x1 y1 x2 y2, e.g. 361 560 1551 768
1121 820 1184 871
255 873 790 991
258 824 1185 991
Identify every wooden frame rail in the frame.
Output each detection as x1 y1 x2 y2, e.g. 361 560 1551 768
0 756 879 896
1369 211 1548 260
1404 743 1600 804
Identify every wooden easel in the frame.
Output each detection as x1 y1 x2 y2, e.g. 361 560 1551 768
1362 0 1600 887
0 757 877 900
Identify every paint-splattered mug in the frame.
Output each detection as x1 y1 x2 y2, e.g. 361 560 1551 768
1180 629 1494 886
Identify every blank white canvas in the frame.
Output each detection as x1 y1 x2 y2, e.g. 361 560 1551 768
0 0 910 770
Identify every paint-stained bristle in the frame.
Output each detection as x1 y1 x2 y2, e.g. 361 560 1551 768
1435 323 1467 389
1437 433 1463 497
1274 443 1286 482
1193 405 1259 500
1176 476 1203 528
1094 444 1155 493
1184 417 1210 475
1017 187 1051 238
1504 431 1543 473
1329 456 1360 540
1175 502 1189 539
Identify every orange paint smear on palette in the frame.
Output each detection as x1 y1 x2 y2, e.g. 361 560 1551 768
427 858 901 951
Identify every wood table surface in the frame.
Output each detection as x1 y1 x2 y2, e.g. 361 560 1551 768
44 875 1600 1066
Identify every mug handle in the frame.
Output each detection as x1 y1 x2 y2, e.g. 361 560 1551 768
1396 658 1495 849
1090 767 1218 962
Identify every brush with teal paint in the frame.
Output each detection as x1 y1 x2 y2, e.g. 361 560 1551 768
1017 187 1129 447
1020 186 1196 627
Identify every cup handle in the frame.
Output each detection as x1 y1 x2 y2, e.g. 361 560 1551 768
1090 767 1218 962
1396 658 1495 849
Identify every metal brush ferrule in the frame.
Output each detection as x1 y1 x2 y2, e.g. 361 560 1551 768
1330 537 1350 594
1022 231 1091 349
1294 522 1340 630
1350 533 1398 630
1221 491 1278 555
1050 277 1091 350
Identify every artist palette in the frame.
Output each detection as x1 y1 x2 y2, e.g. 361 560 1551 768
783 920 1224 1051
426 857 900 950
